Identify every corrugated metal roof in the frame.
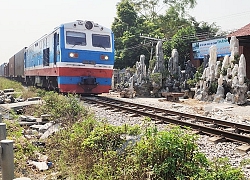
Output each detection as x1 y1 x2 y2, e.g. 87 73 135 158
228 23 250 37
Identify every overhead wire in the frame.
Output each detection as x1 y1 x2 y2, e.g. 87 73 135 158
116 30 220 52
204 11 250 21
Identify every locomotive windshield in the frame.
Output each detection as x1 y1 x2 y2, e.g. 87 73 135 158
92 34 110 48
66 31 86 46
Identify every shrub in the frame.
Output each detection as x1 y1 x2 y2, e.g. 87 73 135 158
0 77 24 92
4 120 40 177
133 126 208 179
29 91 87 125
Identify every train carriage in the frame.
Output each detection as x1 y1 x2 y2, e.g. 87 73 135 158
9 56 15 78
24 20 115 94
14 47 26 81
0 63 6 76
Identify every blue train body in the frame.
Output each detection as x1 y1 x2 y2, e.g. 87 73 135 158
1 20 115 94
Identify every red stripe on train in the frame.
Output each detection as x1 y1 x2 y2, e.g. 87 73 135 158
25 67 113 77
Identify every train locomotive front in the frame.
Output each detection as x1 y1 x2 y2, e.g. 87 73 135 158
24 20 114 94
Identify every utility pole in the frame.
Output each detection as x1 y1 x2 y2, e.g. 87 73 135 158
140 35 167 61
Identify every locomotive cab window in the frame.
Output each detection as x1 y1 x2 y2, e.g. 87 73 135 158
66 31 86 46
92 34 110 48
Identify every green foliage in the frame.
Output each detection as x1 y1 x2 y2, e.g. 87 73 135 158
5 120 23 139
150 73 162 84
186 78 196 87
120 123 141 135
29 91 87 125
208 81 218 95
82 123 126 152
131 0 197 18
133 126 208 179
46 117 141 179
240 158 250 166
35 88 48 97
200 158 245 180
0 77 26 98
112 0 220 71
149 58 156 73
170 26 197 69
231 54 240 65
45 115 245 180
187 66 202 87
4 120 39 176
0 77 46 100
220 67 227 76
112 0 147 69
0 77 24 92
117 0 137 26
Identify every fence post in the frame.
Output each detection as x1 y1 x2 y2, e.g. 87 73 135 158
1 140 14 180
0 113 2 123
0 123 6 141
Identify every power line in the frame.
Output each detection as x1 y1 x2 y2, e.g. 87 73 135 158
204 11 250 21
116 31 226 52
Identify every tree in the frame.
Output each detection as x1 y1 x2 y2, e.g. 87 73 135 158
158 6 191 38
167 26 197 69
131 0 197 19
189 16 220 40
112 0 220 70
112 0 149 69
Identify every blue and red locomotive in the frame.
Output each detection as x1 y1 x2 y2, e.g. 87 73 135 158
0 20 115 94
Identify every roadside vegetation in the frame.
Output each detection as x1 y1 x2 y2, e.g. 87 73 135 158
0 78 248 179
0 77 39 99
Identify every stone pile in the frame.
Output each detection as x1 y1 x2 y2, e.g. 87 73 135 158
195 36 248 105
113 41 196 98
16 114 59 172
0 89 24 104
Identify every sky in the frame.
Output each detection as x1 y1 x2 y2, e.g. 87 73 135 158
1 0 250 65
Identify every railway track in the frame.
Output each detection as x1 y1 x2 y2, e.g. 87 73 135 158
81 96 250 145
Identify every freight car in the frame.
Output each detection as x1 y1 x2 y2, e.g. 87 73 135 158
0 20 115 94
8 47 26 82
0 63 9 77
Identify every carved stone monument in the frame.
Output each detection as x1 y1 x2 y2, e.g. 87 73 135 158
195 36 248 105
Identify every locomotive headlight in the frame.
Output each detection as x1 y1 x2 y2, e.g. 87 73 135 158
69 52 79 58
100 55 109 60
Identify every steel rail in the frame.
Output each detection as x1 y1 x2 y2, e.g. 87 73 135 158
95 96 250 132
82 96 250 144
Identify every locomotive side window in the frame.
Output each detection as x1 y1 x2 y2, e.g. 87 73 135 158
92 34 110 48
66 31 86 46
43 48 50 66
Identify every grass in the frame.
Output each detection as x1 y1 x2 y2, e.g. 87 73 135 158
0 77 39 99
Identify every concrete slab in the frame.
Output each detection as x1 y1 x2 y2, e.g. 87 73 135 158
127 113 138 117
19 121 39 126
0 100 42 111
204 123 217 128
236 144 250 153
224 128 236 133
26 97 41 101
30 124 44 130
208 136 225 143
3 88 14 93
41 114 51 120
190 130 201 134
19 115 27 121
